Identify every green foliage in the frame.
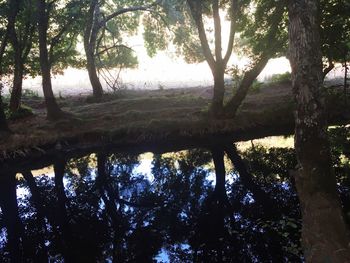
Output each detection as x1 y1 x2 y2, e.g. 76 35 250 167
22 88 39 99
97 46 138 69
266 72 291 83
7 104 33 120
250 79 264 93
143 15 168 57
321 0 350 64
96 1 141 69
238 0 288 58
172 18 205 63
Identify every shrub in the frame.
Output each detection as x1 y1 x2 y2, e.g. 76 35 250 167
7 105 34 120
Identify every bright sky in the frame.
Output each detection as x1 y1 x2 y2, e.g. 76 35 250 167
20 15 294 96
21 54 291 97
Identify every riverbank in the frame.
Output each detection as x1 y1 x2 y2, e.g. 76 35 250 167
0 81 349 164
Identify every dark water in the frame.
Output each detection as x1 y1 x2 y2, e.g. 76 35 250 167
0 136 349 262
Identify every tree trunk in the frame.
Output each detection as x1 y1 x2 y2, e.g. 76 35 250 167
86 50 103 99
8 0 22 113
36 0 63 120
84 0 103 99
54 159 76 262
224 144 276 213
344 59 348 97
0 173 22 262
288 0 350 261
223 56 269 117
22 171 49 261
211 67 225 116
0 1 14 133
211 148 227 201
9 60 24 113
96 154 124 262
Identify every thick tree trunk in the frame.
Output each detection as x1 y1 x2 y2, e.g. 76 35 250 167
86 50 103 99
36 0 63 120
211 67 225 116
9 61 24 113
288 0 350 261
84 0 103 99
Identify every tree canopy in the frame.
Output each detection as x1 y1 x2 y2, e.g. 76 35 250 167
0 0 349 261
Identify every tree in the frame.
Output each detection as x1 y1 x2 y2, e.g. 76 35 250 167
0 173 22 261
36 0 63 119
320 0 350 79
83 0 159 99
288 0 350 261
8 0 35 113
36 0 81 120
155 0 286 117
0 0 11 133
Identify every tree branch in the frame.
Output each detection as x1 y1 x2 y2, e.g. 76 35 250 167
323 57 334 79
97 44 134 56
223 5 284 117
213 0 222 62
223 0 238 65
187 0 216 72
223 55 269 117
102 0 161 27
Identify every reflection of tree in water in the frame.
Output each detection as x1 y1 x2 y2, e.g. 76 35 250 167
0 127 349 262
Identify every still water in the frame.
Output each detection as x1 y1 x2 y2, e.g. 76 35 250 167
0 143 348 262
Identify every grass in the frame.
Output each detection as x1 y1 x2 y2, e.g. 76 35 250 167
0 82 298 158
7 105 34 120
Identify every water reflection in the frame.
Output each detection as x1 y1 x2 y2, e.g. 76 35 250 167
0 141 349 262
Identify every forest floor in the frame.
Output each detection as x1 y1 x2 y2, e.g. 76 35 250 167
0 80 348 162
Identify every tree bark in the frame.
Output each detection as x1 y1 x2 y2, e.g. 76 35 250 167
187 0 237 116
223 56 269 117
9 60 24 113
9 0 23 112
211 67 225 115
0 3 12 132
288 0 350 261
84 0 103 99
9 2 34 113
36 0 64 120
8 0 22 113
